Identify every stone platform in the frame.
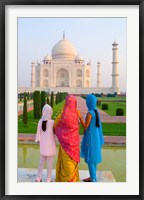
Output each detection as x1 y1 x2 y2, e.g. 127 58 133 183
18 134 126 145
18 168 116 182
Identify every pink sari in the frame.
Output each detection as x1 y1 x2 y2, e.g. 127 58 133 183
54 95 80 163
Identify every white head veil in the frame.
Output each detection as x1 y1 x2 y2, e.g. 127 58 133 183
41 104 53 121
35 104 53 141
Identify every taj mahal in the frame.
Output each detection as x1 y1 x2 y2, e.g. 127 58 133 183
18 33 120 94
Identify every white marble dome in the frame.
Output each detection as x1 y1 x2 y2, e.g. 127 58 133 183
43 55 52 61
52 36 77 60
75 54 84 61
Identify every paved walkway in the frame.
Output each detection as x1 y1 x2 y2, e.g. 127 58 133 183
75 96 126 123
18 168 116 182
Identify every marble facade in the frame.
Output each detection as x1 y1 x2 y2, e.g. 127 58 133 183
19 34 120 94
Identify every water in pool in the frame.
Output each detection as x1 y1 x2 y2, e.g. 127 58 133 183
18 143 126 182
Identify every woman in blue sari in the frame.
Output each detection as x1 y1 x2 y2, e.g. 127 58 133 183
78 94 104 182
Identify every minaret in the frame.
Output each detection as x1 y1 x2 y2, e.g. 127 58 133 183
97 61 102 88
31 61 35 88
63 31 65 39
111 41 120 94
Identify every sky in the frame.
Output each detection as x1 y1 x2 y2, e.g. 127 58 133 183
18 17 126 92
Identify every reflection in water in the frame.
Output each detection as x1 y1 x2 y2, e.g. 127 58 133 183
23 147 27 164
18 144 126 182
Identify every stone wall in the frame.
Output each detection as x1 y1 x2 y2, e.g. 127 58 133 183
18 86 118 95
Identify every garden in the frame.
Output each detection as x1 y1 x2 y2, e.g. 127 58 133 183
18 91 126 136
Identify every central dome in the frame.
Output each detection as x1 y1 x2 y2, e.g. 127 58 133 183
52 35 77 60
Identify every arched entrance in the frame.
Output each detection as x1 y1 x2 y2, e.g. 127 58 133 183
56 68 69 87
43 79 49 87
86 80 89 87
76 80 82 87
76 69 82 77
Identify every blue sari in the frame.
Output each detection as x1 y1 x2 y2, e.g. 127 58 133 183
81 94 104 165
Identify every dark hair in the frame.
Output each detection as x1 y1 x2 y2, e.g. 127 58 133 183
42 121 47 132
94 109 100 127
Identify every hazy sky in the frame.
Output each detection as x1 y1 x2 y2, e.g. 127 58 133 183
18 17 126 92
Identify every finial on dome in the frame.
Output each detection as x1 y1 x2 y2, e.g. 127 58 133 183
63 31 65 39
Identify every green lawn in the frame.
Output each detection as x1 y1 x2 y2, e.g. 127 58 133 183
98 96 126 101
18 115 126 136
77 123 126 136
18 99 33 103
18 101 65 133
18 108 85 135
102 123 126 136
18 100 23 103
52 100 65 119
97 102 126 116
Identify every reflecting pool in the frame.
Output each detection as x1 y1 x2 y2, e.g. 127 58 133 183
18 144 126 182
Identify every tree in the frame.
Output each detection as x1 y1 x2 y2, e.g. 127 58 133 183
47 93 50 105
55 92 59 104
33 91 41 119
20 93 22 101
59 92 62 102
27 92 30 100
23 93 28 127
41 91 46 111
30 92 33 100
50 91 54 108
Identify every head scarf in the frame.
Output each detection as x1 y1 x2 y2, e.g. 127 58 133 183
41 104 53 121
54 95 80 163
86 94 97 111
35 104 53 142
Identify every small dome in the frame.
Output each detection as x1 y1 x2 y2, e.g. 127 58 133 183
112 41 118 46
75 54 84 61
52 35 77 60
43 55 52 61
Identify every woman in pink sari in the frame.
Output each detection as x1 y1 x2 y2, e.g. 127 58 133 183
54 95 80 182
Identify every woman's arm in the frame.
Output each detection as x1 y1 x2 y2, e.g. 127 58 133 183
53 127 55 134
77 110 92 130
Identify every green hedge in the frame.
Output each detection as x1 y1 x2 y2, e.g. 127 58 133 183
116 108 124 116
102 103 108 110
50 91 54 108
41 91 46 111
23 93 28 127
33 91 41 119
